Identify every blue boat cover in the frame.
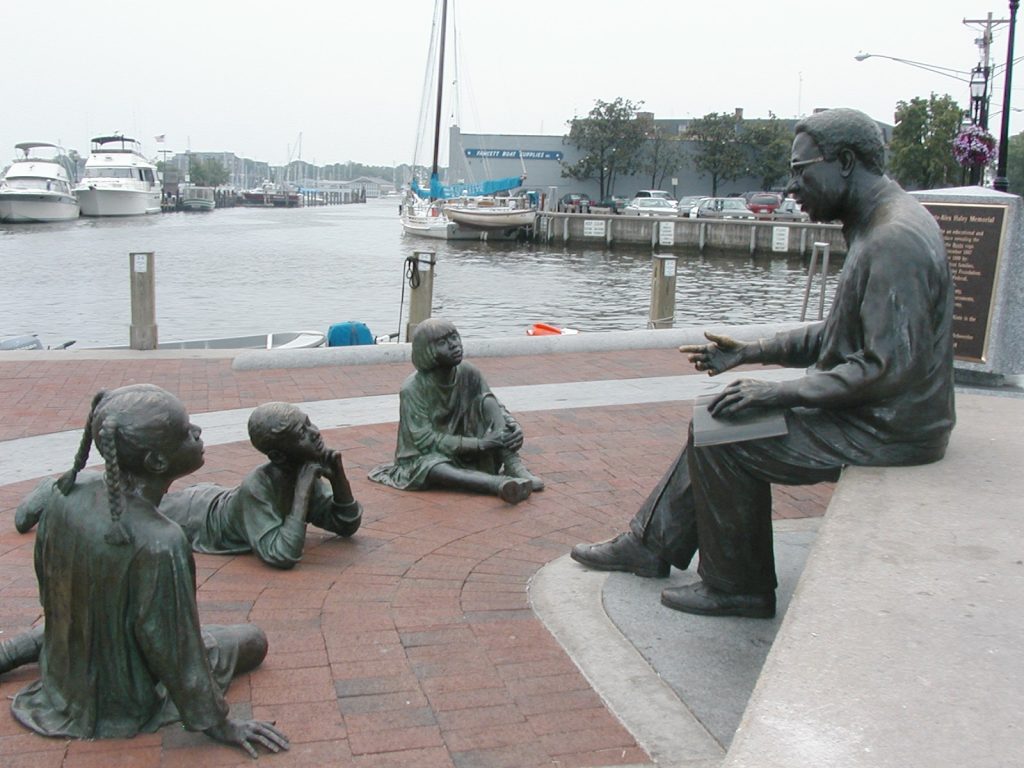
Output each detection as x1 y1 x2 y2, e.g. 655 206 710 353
411 173 524 200
327 321 375 347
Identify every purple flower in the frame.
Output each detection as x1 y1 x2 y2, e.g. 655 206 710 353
953 125 996 168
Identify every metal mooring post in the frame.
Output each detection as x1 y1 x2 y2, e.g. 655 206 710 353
405 250 436 342
648 253 678 329
800 242 830 321
129 252 158 350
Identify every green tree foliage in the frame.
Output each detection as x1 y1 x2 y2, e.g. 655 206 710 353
561 98 650 199
1006 130 1024 195
888 94 964 190
189 157 230 187
686 113 747 195
743 113 792 191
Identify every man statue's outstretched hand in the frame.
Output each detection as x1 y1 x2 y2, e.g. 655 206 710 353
206 717 290 758
679 332 750 376
708 379 785 418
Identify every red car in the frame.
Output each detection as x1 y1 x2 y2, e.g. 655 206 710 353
747 192 782 216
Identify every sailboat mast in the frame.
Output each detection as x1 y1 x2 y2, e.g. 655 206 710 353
430 0 448 183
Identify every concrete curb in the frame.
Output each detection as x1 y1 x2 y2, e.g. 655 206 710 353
530 555 725 768
232 323 809 371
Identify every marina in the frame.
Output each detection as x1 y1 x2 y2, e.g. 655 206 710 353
0 197 840 350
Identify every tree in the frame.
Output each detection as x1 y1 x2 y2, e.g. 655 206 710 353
1006 130 1024 195
639 122 687 190
743 113 791 191
189 157 230 187
561 98 649 199
686 112 747 195
888 94 964 190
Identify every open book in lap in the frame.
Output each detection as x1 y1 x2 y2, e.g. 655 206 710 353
691 394 789 447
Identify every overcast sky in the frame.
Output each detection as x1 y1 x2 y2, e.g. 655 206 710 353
4 0 1020 168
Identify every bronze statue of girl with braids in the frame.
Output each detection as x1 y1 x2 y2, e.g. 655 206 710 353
0 385 289 758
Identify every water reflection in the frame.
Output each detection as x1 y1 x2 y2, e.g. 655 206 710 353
0 199 839 347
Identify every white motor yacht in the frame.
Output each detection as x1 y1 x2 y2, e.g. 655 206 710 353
75 135 161 216
0 142 80 222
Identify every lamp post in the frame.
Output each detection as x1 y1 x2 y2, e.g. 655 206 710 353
993 0 1019 192
969 66 991 184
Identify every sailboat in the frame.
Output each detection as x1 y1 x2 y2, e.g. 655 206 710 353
401 0 536 240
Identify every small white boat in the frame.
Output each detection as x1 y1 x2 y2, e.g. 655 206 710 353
98 331 326 350
180 184 216 211
75 135 162 217
442 198 537 230
0 142 80 223
400 0 533 242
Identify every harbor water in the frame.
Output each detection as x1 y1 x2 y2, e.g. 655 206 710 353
0 198 840 349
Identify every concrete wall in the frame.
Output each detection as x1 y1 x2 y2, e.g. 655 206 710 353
534 211 846 256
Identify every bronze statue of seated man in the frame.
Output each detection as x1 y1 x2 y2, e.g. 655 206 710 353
571 108 955 620
2 385 288 758
369 318 543 504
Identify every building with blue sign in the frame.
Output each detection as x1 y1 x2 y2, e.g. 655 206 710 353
446 110 892 204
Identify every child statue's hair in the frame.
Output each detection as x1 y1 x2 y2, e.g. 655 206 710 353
247 402 305 456
410 317 458 372
57 384 189 546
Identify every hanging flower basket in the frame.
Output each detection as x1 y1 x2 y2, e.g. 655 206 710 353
953 125 996 168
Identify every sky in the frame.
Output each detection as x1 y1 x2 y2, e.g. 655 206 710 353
4 0 1021 169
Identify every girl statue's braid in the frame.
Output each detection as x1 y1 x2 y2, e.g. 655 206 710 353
56 390 107 496
97 419 131 546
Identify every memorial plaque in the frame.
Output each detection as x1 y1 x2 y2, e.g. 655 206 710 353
922 202 1006 363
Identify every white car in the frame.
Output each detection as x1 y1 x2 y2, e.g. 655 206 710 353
633 190 676 207
694 197 756 220
677 195 707 218
622 197 679 216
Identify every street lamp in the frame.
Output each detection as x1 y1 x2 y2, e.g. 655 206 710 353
854 52 971 82
993 0 1019 192
970 66 990 128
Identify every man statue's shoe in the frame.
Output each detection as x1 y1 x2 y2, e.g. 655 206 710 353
570 532 670 578
660 581 776 619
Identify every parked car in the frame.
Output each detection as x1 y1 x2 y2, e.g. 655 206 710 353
694 197 756 220
771 197 810 222
676 195 706 218
622 197 679 217
558 192 592 212
633 189 676 205
598 195 631 213
747 192 783 216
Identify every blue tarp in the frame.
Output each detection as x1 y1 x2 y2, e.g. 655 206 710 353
411 173 523 200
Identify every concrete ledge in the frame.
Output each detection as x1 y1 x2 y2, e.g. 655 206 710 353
722 392 1024 768
232 323 809 371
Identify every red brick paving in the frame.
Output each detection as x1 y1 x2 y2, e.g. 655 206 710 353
0 349 832 767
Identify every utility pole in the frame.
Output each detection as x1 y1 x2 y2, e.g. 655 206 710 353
963 12 995 130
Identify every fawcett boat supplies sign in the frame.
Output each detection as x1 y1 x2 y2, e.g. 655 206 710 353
923 202 1006 364
465 149 563 160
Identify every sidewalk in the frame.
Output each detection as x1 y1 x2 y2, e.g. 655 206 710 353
0 343 831 768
